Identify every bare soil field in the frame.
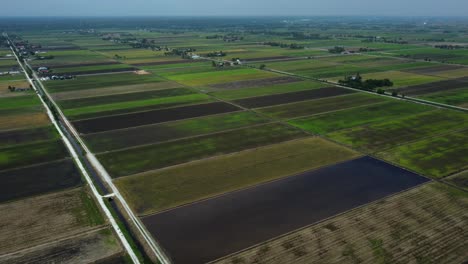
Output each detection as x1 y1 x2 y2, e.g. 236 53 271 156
52 81 182 100
0 188 104 255
215 183 468 264
210 76 301 90
142 156 428 264
73 101 240 134
0 112 49 132
0 159 82 203
233 87 354 108
0 228 122 264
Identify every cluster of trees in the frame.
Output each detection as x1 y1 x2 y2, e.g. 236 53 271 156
206 34 243 42
362 37 408 44
328 46 345 53
164 48 196 58
338 73 394 92
262 42 304 49
206 51 226 57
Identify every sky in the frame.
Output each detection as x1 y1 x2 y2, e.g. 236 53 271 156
1 0 467 17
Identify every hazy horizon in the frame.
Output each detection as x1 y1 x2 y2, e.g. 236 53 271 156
1 0 467 17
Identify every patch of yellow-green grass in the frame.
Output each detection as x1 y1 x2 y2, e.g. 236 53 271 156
446 170 468 191
168 68 278 86
115 137 360 215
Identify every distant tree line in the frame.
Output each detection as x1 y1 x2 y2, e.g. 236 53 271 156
328 46 345 53
262 42 304 49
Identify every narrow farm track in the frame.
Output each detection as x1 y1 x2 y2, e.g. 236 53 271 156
5 33 151 264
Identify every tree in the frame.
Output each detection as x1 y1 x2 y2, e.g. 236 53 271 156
391 91 398 97
211 61 217 67
259 64 266 69
377 89 385 94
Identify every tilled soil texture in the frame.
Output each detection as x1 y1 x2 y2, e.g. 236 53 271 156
142 156 429 264
210 76 301 90
0 159 82 203
73 102 241 134
234 87 354 108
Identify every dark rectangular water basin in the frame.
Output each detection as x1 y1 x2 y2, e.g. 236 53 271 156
141 156 430 263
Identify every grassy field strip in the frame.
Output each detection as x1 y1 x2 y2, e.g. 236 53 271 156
378 129 468 178
327 109 468 153
288 100 433 135
445 170 468 191
98 122 307 177
0 112 50 132
52 81 183 101
214 183 468 264
84 111 270 153
115 137 361 215
256 93 388 119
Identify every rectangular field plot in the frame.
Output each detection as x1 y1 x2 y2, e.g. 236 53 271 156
73 101 241 134
0 112 50 132
257 93 387 119
99 123 307 177
52 81 183 101
0 126 58 149
289 101 432 135
327 109 468 153
60 88 214 120
233 87 354 108
0 159 81 203
209 76 301 90
359 71 444 88
216 183 467 264
0 139 69 171
141 156 429 264
167 68 278 87
115 137 360 215
419 88 468 108
0 188 104 255
84 111 268 152
378 130 468 178
211 80 326 100
395 77 468 96
45 72 164 93
0 228 122 264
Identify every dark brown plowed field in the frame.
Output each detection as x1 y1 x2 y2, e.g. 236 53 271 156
73 102 240 134
47 61 122 69
0 126 56 148
403 64 465 74
0 159 82 203
44 67 138 76
210 76 301 90
233 87 354 108
131 59 193 67
142 156 429 264
396 77 468 95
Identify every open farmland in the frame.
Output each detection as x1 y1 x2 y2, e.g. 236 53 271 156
4 16 468 264
142 156 428 263
327 109 468 153
73 101 241 133
257 93 387 119
115 137 361 215
216 183 467 264
233 86 354 108
99 123 307 177
84 111 268 152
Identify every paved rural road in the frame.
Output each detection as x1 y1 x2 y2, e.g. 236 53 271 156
6 33 170 264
